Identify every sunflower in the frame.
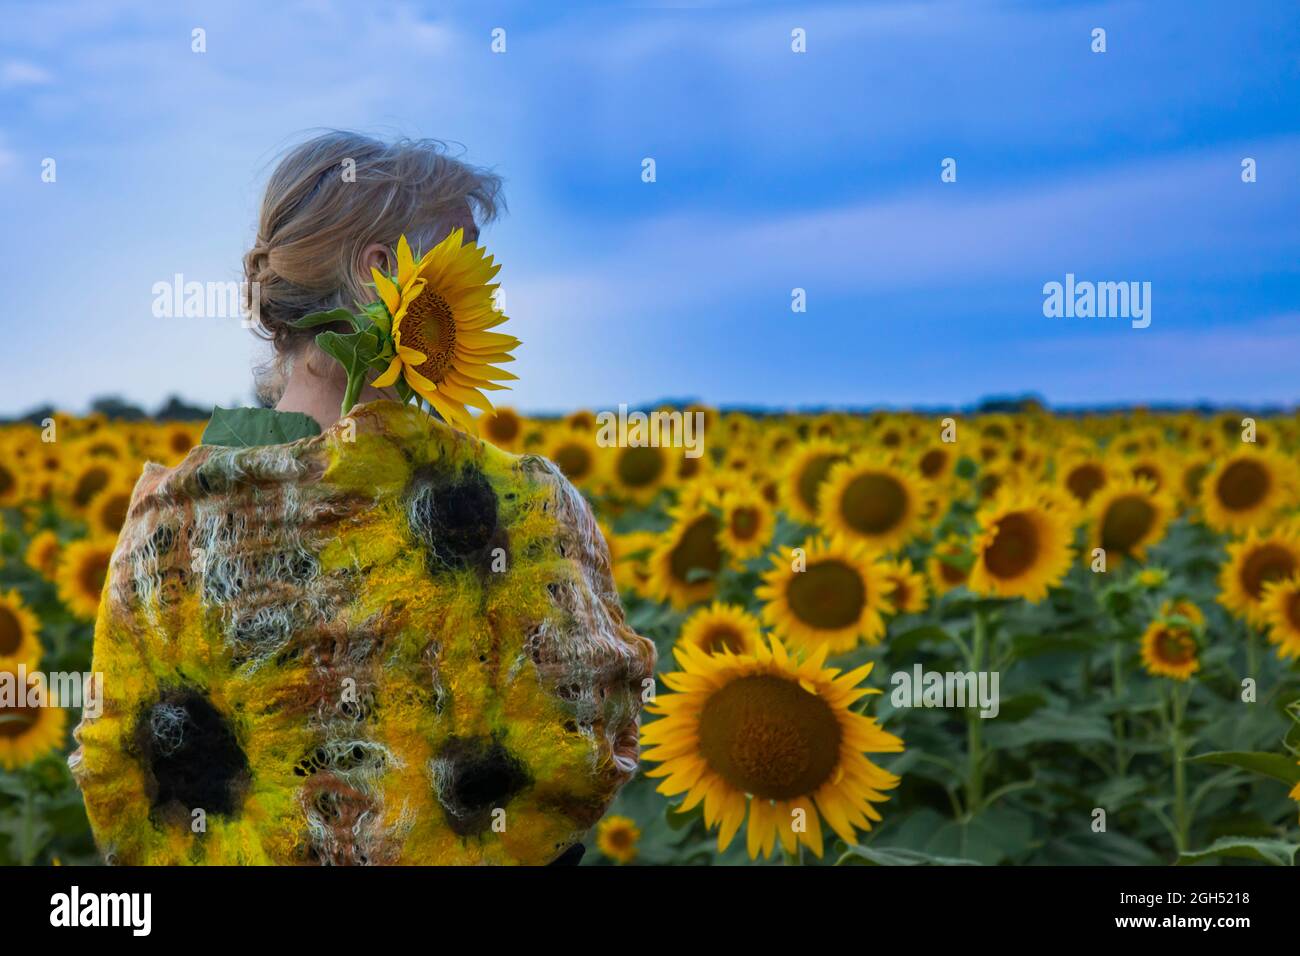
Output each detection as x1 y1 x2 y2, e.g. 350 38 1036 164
674 446 711 484
647 502 727 608
818 453 929 553
0 671 68 770
1058 455 1110 507
1202 448 1296 533
85 480 135 539
610 444 672 502
913 442 957 484
1174 452 1212 511
717 488 774 562
564 410 598 432
594 815 641 864
23 530 61 580
880 558 929 615
1159 597 1205 629
1118 450 1177 494
1136 566 1169 589
65 459 122 512
0 592 42 670
0 456 21 507
678 602 764 655
1261 576 1300 660
370 230 520 434
757 536 893 653
611 530 657 596
55 538 114 621
1089 476 1173 565
478 407 524 451
545 431 601 487
927 535 971 596
1219 527 1300 627
643 638 901 859
1139 620 1200 681
967 492 1073 602
161 423 200 463
780 439 848 525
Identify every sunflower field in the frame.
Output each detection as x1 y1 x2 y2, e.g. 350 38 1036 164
2 404 1300 866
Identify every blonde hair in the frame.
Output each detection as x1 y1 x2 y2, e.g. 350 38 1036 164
244 131 504 398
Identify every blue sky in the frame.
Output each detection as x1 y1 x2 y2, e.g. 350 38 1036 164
1 0 1297 415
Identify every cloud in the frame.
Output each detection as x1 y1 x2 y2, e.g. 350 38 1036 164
1 59 53 87
1018 314 1300 405
532 136 1300 309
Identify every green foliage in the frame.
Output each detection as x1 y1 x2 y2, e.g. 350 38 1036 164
587 497 1300 867
201 406 321 447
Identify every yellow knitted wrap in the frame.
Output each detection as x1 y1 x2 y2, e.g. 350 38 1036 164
71 401 654 865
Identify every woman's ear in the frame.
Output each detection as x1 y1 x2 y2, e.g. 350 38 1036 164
358 242 394 284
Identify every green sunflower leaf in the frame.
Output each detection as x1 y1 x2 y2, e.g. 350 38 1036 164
289 308 356 330
200 407 321 447
1190 750 1300 786
1177 837 1299 866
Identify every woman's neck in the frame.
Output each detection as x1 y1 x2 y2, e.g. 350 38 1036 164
275 348 395 431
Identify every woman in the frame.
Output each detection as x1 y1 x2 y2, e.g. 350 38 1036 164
244 131 502 430
72 132 654 866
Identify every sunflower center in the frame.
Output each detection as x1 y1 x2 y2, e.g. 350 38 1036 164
669 515 724 584
0 607 21 655
977 473 1001 500
0 465 14 497
486 413 519 443
786 560 866 630
1286 592 1300 631
170 430 194 455
78 552 111 601
0 702 37 738
1101 494 1155 552
1132 464 1161 489
983 512 1040 579
796 454 843 514
918 449 947 479
938 551 967 585
1066 464 1106 503
890 577 912 609
73 466 110 508
401 288 457 383
1154 627 1195 665
1240 544 1297 599
700 624 746 654
730 507 760 541
100 491 131 533
1183 463 1207 500
1216 460 1269 511
553 443 593 481
698 674 842 800
840 473 907 535
605 826 633 849
617 447 666 488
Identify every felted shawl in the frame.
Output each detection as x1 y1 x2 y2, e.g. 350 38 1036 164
71 400 655 865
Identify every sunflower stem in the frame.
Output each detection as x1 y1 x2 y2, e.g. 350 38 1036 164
1111 642 1129 776
1245 624 1259 685
1169 682 1190 854
340 371 365 418
965 609 989 817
